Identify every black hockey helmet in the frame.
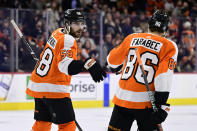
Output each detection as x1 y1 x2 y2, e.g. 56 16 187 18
64 9 85 24
148 10 169 33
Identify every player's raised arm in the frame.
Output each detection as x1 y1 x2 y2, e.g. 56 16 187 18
106 35 132 73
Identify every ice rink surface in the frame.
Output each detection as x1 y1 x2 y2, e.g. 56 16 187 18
0 105 196 131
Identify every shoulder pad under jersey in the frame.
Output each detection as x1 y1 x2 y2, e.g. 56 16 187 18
64 34 76 48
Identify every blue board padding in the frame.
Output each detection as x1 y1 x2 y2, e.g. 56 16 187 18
104 74 110 107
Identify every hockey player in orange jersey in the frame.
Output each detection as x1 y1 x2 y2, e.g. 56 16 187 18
107 10 178 131
26 9 106 131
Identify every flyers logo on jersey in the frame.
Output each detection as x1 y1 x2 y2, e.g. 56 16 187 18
60 49 73 60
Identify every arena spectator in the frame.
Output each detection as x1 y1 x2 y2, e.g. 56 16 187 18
121 16 133 37
154 0 164 10
104 12 116 36
80 0 92 9
112 33 123 47
112 10 121 20
172 0 182 18
177 45 195 72
190 3 197 17
22 11 37 37
103 33 113 54
0 0 197 72
30 0 44 10
0 39 9 72
181 21 195 52
62 0 81 11
164 0 174 15
146 0 156 16
86 13 100 43
91 2 101 14
81 39 92 60
181 1 190 17
80 31 96 50
81 39 98 61
18 36 41 72
169 18 179 41
45 2 60 34
114 18 122 35
100 4 108 16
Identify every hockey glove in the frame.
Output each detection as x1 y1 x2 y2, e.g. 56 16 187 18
151 104 170 124
84 58 107 82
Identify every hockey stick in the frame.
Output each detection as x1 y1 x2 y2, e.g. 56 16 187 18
10 19 83 131
10 20 39 62
134 48 163 131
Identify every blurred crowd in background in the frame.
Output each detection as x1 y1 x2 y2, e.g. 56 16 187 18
0 0 197 72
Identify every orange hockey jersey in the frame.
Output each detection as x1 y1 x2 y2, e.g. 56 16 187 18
26 28 78 98
107 33 178 109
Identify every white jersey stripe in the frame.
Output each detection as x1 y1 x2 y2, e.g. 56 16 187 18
116 87 154 102
28 80 70 93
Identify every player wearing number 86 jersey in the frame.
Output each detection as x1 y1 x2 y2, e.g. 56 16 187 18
107 10 178 131
107 33 178 109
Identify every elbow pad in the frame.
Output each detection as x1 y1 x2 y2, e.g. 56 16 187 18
109 64 123 74
68 60 85 75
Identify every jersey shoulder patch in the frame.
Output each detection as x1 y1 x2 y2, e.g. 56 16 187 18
64 34 75 48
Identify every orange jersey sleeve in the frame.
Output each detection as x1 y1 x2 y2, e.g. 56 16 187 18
57 33 78 75
107 35 132 68
154 38 178 92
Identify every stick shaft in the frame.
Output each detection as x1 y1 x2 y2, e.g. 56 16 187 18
11 19 39 62
134 48 163 131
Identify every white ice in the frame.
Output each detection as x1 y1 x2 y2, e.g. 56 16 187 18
0 105 196 131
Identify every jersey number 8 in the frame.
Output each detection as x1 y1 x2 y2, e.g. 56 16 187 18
36 48 53 77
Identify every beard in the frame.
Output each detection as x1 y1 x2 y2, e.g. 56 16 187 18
69 28 83 38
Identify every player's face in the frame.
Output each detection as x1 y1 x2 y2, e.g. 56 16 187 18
70 21 85 38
